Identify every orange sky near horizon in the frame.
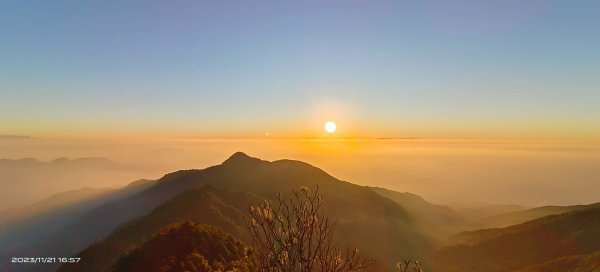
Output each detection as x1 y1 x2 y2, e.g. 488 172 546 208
2 136 600 207
3 116 600 141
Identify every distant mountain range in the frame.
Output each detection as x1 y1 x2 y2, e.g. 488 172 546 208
368 187 467 242
2 152 443 272
2 152 599 272
0 157 124 169
473 202 600 230
0 187 115 226
451 204 526 223
435 205 600 271
0 157 156 210
0 187 113 252
0 179 156 268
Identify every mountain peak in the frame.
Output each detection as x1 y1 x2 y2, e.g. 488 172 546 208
227 151 251 160
51 157 70 163
221 152 266 167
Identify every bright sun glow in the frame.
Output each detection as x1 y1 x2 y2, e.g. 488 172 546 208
324 121 337 133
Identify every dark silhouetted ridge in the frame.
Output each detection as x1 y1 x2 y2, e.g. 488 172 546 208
475 201 600 229
15 153 432 272
434 207 600 271
110 222 255 272
221 152 267 168
57 186 259 272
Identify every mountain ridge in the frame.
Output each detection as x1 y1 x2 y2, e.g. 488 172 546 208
368 186 467 242
434 207 600 271
0 156 152 210
6 152 432 272
474 202 600 230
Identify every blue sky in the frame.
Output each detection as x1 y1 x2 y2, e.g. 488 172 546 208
1 0 599 138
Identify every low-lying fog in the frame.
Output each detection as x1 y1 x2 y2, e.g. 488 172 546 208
1 137 599 210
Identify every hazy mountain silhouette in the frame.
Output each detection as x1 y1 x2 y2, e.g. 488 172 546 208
0 158 44 167
433 207 600 271
58 186 259 272
0 135 31 140
0 187 113 254
0 179 156 272
474 202 600 230
0 187 116 225
4 152 600 272
0 157 152 210
452 204 526 223
6 152 433 272
369 186 467 241
0 157 126 171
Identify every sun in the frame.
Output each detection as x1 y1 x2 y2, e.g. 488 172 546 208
324 121 337 133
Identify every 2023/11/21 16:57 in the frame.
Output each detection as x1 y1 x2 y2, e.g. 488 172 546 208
11 257 81 264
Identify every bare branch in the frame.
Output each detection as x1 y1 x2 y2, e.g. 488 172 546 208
248 185 374 272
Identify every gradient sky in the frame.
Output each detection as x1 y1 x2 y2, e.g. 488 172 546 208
1 0 599 139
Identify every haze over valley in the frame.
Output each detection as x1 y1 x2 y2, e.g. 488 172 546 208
2 137 599 211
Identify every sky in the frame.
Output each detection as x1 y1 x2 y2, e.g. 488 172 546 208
1 0 599 139
1 1 600 207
